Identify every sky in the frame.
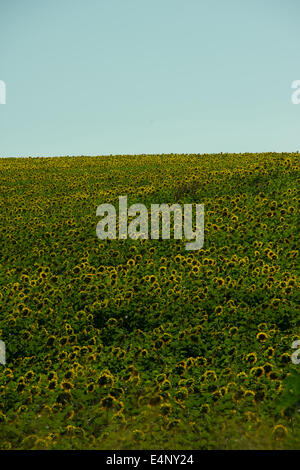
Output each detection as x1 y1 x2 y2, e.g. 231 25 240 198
0 0 300 157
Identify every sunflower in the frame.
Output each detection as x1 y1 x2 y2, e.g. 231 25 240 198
199 404 210 414
174 387 188 404
64 370 74 380
250 366 264 378
100 395 118 410
272 424 288 439
46 336 56 347
246 352 257 364
256 332 268 342
203 370 217 382
24 370 34 381
48 380 57 390
107 317 118 328
60 381 73 391
271 298 281 308
112 410 126 424
160 379 171 391
98 372 114 387
156 373 167 384
166 419 181 430
265 347 275 358
268 370 279 381
279 352 291 364
160 402 172 416
16 381 26 393
258 322 268 331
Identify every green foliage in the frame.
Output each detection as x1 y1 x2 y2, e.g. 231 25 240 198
0 152 299 449
276 370 300 416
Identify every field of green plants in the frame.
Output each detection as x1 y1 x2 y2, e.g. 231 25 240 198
0 152 299 449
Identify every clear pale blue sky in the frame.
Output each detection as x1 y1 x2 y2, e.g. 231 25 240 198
0 0 300 157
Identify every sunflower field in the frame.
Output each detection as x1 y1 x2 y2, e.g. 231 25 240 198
0 152 299 450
